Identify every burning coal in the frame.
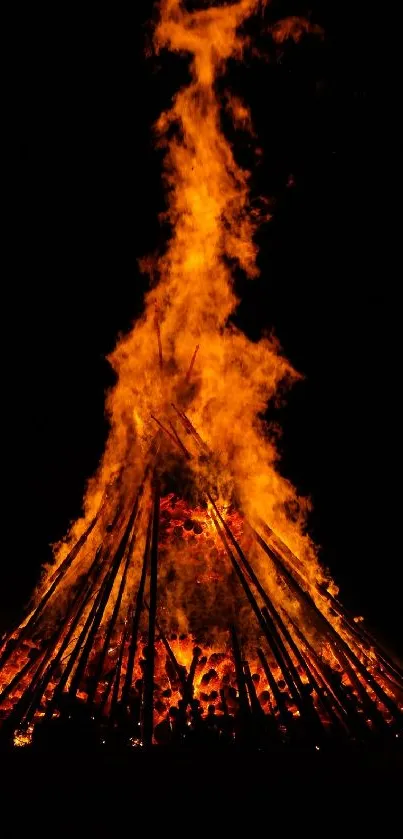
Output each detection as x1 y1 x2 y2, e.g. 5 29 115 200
1 0 402 750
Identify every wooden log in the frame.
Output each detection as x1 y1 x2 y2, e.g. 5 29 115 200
43 546 110 718
185 344 199 381
263 606 328 741
256 647 292 733
211 509 287 668
66 472 150 702
243 659 264 720
258 519 306 580
326 636 392 734
4 631 63 729
184 648 200 704
47 497 133 710
120 509 152 710
154 303 163 369
259 606 308 722
142 480 160 747
168 421 191 460
211 506 313 730
316 583 403 686
99 665 118 718
252 526 401 726
87 504 141 706
151 414 186 455
2 545 105 724
0 650 41 710
231 626 250 723
171 403 209 452
270 602 348 734
108 617 130 723
45 547 115 715
68 508 135 700
154 617 187 691
0 506 103 670
210 499 317 728
20 547 106 726
284 612 364 731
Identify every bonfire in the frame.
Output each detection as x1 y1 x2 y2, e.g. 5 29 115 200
1 0 402 750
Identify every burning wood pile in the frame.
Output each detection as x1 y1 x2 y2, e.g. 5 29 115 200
1 0 402 751
1 443 402 751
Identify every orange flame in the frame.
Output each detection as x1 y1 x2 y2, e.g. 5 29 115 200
43 0 325 602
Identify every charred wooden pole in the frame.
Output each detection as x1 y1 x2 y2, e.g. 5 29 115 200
184 648 200 705
210 497 285 617
42 545 115 719
120 511 152 711
150 614 187 691
99 665 118 718
170 415 401 720
261 605 327 742
108 619 130 723
66 475 149 703
297 650 350 735
256 647 295 736
326 637 391 735
168 421 192 460
318 586 403 700
211 507 299 705
258 519 307 580
3 546 104 725
142 479 160 747
231 626 250 726
20 548 106 727
212 500 319 724
171 403 209 452
0 650 42 711
151 415 191 460
284 611 368 738
3 630 65 734
317 583 403 687
323 615 400 727
0 508 103 670
87 511 141 707
67 511 135 701
151 415 181 449
266 522 403 706
108 577 137 723
284 606 386 738
338 624 403 695
243 660 264 720
46 499 133 711
210 500 313 724
185 344 200 381
154 304 163 369
252 526 401 726
211 512 274 641
45 548 115 716
271 604 348 735
258 606 308 725
262 606 304 700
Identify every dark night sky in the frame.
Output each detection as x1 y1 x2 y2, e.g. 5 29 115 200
6 2 401 655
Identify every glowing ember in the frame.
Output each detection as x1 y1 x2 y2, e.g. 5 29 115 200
0 0 402 749
13 726 33 748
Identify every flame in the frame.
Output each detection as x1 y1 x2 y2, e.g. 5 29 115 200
41 0 323 599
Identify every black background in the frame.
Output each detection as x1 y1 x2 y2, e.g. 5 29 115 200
6 2 401 655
